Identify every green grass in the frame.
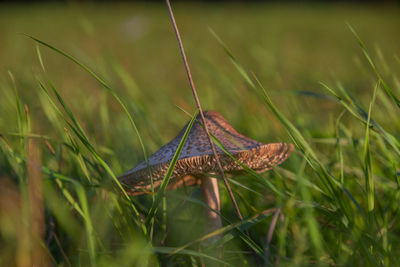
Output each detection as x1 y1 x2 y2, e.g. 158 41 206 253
1 2 400 266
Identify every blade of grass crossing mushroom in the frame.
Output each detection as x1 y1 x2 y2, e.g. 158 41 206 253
179 106 324 196
208 132 283 196
165 0 245 223
364 82 378 230
347 24 400 108
177 105 281 197
145 111 198 227
188 117 286 198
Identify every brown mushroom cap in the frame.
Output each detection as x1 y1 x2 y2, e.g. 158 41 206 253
119 111 294 194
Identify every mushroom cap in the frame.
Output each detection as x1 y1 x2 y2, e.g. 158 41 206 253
119 111 294 194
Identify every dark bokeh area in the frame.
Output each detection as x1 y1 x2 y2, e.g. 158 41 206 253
1 0 399 2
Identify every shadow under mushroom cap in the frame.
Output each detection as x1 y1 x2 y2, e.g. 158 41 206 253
119 111 294 194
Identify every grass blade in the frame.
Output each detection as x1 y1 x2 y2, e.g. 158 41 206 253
347 24 400 108
30 36 154 199
153 247 232 266
169 208 276 256
364 82 379 229
145 110 198 226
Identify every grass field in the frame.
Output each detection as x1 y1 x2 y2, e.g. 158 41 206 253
1 2 400 266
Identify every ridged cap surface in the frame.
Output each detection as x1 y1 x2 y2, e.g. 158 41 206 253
119 111 293 194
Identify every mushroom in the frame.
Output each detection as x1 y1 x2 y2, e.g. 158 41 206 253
119 110 293 241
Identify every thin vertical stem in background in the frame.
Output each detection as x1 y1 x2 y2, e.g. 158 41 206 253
265 208 281 265
164 0 244 222
27 137 50 266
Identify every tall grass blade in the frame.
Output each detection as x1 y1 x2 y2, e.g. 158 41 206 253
364 82 379 229
321 82 400 157
8 71 25 151
30 36 154 202
347 24 400 108
297 157 324 258
145 111 198 227
335 110 346 184
209 132 284 196
37 77 146 233
210 31 372 234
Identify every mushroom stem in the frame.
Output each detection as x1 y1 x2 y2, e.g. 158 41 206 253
200 175 222 244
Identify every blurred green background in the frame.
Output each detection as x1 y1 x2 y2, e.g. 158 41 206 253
1 4 399 160
0 2 400 266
